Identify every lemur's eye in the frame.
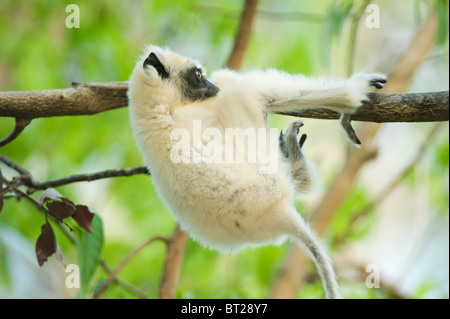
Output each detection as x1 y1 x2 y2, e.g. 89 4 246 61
195 69 202 81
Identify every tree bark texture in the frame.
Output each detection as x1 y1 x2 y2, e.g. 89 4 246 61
0 84 448 123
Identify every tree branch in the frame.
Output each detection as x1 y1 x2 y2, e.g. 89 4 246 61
277 91 449 122
1 84 447 122
0 81 128 118
158 224 189 299
225 0 260 70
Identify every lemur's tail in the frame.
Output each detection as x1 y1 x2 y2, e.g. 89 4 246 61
289 213 342 299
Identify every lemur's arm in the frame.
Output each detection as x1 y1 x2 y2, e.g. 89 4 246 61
241 70 386 113
210 69 386 144
237 70 386 144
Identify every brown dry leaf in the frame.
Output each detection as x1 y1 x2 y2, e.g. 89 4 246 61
35 221 61 267
72 205 95 233
47 200 76 221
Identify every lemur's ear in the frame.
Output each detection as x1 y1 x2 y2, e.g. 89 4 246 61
144 52 169 79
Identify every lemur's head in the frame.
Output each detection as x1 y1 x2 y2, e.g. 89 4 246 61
128 45 219 107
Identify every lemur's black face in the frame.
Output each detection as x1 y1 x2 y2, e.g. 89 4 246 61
180 67 219 102
144 52 219 102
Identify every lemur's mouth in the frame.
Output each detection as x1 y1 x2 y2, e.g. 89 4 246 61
201 79 219 98
181 69 220 102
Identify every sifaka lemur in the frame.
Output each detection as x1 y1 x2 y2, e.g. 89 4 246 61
127 45 386 299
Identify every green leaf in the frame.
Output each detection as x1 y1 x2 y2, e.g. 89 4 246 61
76 214 104 298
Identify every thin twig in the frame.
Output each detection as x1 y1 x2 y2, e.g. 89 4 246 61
0 153 33 176
93 235 169 299
98 260 149 299
1 154 149 194
24 166 150 193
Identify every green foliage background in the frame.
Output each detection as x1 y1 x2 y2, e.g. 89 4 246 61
0 0 448 299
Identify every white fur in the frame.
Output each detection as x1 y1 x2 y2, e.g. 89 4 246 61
128 45 385 299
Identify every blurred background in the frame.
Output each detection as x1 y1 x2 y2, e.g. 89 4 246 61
0 0 448 298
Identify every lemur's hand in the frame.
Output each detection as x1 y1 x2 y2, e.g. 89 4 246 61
369 76 387 89
346 73 387 110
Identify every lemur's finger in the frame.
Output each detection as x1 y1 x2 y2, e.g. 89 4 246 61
299 134 307 148
370 82 383 89
287 120 304 135
340 114 361 145
295 121 304 132
279 130 289 158
369 78 387 89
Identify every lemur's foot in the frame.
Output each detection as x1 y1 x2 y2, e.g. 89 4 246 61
286 120 306 147
342 74 387 145
340 114 360 145
279 121 307 160
299 133 307 148
286 120 303 135
279 131 288 159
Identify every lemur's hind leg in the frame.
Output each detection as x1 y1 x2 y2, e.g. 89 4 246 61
280 121 317 193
